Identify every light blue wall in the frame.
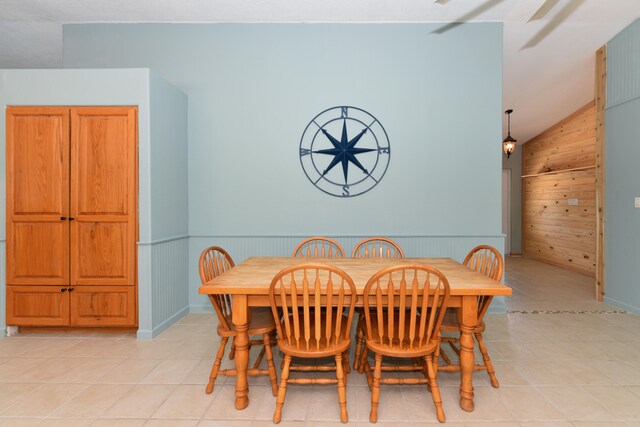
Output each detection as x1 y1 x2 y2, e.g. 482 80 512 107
149 72 189 240
146 71 190 337
63 23 505 311
605 19 640 313
0 69 190 337
63 23 503 234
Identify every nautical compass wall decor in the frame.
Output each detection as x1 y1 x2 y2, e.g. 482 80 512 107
299 106 390 197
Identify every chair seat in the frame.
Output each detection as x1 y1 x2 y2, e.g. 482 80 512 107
439 308 485 333
364 312 438 358
277 315 351 358
217 307 277 337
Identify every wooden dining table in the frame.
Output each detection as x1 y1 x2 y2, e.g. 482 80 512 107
198 256 512 412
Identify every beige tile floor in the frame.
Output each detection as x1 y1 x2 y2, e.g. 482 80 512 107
1 256 640 426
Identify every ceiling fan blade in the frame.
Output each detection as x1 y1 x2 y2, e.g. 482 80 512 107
433 0 506 34
433 0 451 4
528 0 561 22
522 0 586 49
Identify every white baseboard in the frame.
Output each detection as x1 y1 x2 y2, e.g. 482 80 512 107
136 306 190 340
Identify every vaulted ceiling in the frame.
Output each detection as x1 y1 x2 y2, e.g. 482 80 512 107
1 0 639 142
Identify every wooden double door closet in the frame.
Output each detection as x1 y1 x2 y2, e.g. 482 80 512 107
5 106 138 328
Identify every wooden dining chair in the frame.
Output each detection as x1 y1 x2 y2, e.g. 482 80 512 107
292 236 345 258
436 244 504 388
199 246 278 396
351 237 405 259
269 264 357 423
358 264 450 423
351 237 405 370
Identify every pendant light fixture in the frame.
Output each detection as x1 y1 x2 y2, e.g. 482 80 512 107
503 109 517 159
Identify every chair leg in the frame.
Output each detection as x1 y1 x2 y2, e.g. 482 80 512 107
263 333 279 396
425 355 445 423
435 331 442 369
369 353 383 423
434 332 442 376
253 346 267 368
273 354 292 424
354 323 364 370
229 337 236 360
362 349 373 390
335 353 349 423
359 346 369 374
475 331 499 388
343 351 351 375
206 336 229 394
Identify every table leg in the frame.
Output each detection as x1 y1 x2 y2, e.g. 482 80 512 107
459 295 477 412
232 295 250 410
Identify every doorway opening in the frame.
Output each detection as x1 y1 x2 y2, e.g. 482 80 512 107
502 169 511 255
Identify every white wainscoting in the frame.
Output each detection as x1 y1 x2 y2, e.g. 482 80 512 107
608 21 640 108
138 236 190 339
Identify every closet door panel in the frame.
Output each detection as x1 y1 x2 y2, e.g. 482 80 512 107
70 107 137 286
11 223 68 282
70 285 136 326
74 111 130 216
6 107 70 285
76 222 127 280
7 285 70 326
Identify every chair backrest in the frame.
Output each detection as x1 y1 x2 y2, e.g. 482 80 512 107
463 245 504 322
199 246 235 331
292 236 345 258
269 264 357 351
351 237 405 259
463 245 503 282
362 264 450 352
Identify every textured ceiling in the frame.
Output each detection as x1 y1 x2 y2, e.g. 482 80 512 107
1 0 639 142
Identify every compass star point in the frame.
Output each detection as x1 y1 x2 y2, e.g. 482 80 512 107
317 119 375 184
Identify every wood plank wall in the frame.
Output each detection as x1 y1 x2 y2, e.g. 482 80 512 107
523 102 597 276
